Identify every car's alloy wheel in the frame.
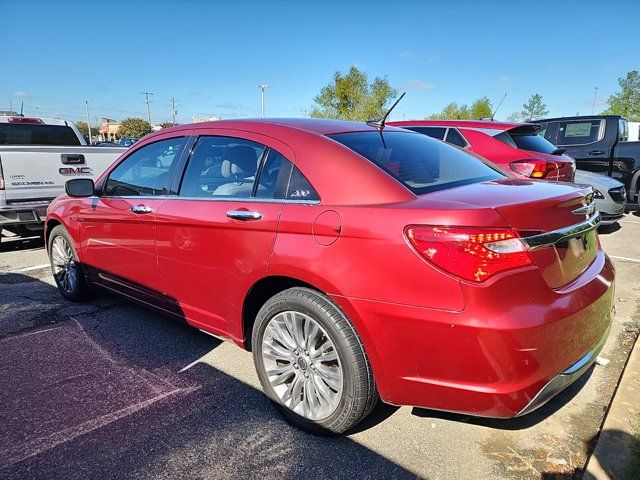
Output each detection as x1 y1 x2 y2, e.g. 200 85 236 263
51 235 78 294
252 287 378 434
48 225 88 301
261 310 343 421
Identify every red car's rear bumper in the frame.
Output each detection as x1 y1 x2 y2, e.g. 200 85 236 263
332 251 614 418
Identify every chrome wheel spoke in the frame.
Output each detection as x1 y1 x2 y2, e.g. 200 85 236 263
261 310 343 421
50 236 77 293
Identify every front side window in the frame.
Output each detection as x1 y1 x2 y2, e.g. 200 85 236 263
330 131 503 195
104 137 186 196
557 120 603 145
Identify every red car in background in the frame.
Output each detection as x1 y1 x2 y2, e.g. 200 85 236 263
46 119 612 433
389 120 576 182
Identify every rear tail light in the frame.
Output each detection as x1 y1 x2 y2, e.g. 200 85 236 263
7 116 43 124
509 159 560 179
405 225 532 282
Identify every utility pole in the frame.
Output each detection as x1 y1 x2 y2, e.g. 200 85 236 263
84 99 93 144
33 105 39 116
257 84 269 117
592 86 599 115
140 91 154 126
9 98 12 113
170 97 177 125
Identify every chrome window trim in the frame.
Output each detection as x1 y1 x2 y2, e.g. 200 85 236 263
93 194 319 205
555 119 606 147
523 212 601 251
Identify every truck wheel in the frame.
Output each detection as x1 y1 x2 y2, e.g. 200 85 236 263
252 287 378 434
48 225 89 301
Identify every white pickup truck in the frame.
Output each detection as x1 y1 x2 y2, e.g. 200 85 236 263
0 116 126 240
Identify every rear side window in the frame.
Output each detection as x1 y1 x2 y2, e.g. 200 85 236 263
330 131 503 195
557 120 603 145
445 128 467 147
404 126 446 140
0 123 81 145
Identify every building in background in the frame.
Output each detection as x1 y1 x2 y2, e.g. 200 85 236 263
100 118 121 141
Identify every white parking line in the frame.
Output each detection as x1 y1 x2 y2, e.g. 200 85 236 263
609 255 640 264
620 220 640 225
0 263 50 275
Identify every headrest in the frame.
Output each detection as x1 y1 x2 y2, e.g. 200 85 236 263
221 146 258 178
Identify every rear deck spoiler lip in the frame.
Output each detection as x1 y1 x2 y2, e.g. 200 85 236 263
523 211 600 251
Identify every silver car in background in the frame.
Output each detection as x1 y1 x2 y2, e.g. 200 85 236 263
574 169 626 225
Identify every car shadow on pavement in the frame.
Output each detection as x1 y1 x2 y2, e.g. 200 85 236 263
0 272 414 479
598 223 622 234
0 233 44 253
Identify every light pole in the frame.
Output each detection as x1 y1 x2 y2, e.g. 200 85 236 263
140 91 154 126
84 99 92 144
257 83 269 117
592 86 599 115
170 97 177 125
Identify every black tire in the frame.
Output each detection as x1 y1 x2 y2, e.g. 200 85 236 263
48 225 89 301
252 287 378 434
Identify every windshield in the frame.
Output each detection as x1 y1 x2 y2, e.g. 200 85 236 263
495 129 558 154
330 131 503 195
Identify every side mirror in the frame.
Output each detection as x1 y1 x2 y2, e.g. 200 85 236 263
65 178 95 197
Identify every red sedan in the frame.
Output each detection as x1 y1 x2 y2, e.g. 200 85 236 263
46 119 613 433
389 120 576 182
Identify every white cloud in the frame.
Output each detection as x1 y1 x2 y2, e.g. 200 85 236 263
11 91 29 98
400 51 416 59
403 80 435 91
497 76 515 84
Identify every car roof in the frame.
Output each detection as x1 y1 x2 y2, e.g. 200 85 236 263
153 118 409 138
389 119 532 131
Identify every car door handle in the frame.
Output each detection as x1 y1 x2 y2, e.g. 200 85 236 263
588 150 604 155
227 210 262 221
131 205 153 214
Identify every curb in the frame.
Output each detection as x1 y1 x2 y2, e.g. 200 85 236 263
584 330 640 479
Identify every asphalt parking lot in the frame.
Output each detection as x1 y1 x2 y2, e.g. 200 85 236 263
1 214 639 480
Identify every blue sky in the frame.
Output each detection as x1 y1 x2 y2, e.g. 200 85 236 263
3 0 639 124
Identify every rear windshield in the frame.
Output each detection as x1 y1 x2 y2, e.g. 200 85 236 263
330 131 503 195
0 123 81 146
495 130 557 154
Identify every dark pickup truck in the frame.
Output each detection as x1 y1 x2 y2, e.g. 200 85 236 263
535 115 640 204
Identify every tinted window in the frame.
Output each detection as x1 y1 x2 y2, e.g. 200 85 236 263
445 128 467 147
557 120 603 145
105 137 185 196
405 126 446 140
495 130 557 154
255 149 288 198
330 131 503 195
0 123 81 145
179 136 266 198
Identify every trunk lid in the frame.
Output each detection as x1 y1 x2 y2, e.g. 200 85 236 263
420 178 599 288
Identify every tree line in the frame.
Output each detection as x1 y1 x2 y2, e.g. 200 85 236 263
308 66 640 122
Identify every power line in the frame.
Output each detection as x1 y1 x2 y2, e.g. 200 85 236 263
140 91 154 125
